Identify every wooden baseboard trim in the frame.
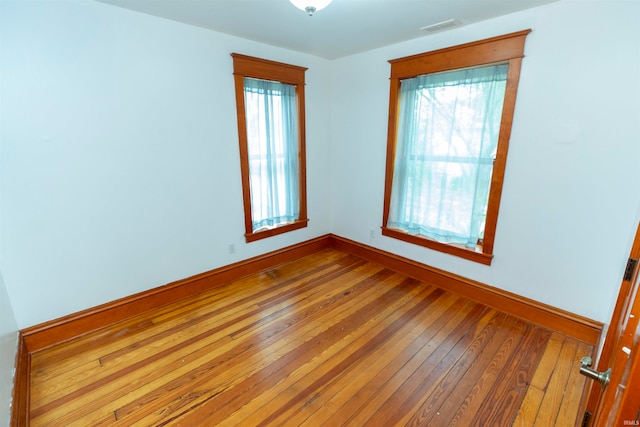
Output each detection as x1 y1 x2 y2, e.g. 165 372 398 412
19 234 333 353
329 234 603 345
10 337 29 427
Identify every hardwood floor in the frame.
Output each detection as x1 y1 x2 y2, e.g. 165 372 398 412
28 248 592 426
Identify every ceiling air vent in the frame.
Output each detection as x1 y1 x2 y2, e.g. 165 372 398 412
420 19 460 33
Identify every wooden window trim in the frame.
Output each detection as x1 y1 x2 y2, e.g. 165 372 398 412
381 30 531 265
231 53 309 242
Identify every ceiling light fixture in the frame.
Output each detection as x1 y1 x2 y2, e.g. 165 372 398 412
289 0 332 16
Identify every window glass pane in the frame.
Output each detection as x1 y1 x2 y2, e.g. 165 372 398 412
243 77 300 232
387 64 508 247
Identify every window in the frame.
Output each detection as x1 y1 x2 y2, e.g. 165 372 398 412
232 53 308 242
381 30 531 265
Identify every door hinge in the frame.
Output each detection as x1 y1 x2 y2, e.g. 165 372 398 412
624 257 638 281
582 410 592 427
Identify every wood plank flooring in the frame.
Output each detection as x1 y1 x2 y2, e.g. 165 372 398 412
28 248 592 426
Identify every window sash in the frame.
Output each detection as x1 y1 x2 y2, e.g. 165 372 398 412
387 64 508 248
243 77 300 231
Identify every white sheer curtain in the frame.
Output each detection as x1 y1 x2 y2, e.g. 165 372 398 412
387 64 508 247
243 77 300 231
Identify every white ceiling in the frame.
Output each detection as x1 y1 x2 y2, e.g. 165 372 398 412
96 0 558 59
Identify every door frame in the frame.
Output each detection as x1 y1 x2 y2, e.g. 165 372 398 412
582 221 640 426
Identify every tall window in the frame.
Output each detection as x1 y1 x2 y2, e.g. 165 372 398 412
382 30 530 265
232 54 308 242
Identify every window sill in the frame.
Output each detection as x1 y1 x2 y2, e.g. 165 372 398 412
381 227 493 265
245 219 309 243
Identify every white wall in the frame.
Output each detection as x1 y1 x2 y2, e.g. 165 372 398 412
0 3 19 421
0 0 332 329
330 0 640 322
1 0 638 337
0 272 18 427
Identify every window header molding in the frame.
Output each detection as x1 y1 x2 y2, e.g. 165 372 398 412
388 29 532 80
231 53 307 85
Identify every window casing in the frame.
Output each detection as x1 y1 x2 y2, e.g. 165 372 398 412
381 30 531 265
232 53 308 242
